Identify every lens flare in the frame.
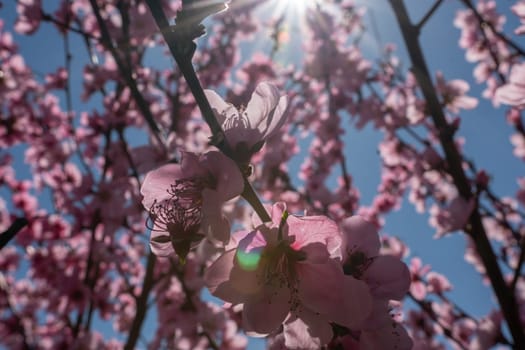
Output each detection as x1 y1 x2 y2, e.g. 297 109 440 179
236 249 261 271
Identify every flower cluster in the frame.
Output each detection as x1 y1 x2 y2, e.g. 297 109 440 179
140 84 412 348
204 204 412 349
141 82 287 259
8 0 525 348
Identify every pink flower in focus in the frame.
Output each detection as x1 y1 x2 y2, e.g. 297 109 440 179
495 63 525 107
339 217 413 349
141 151 243 258
341 216 411 301
205 203 372 347
204 82 288 163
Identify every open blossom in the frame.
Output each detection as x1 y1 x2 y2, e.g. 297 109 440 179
429 196 475 238
14 0 42 35
204 82 288 163
340 216 412 350
495 63 525 107
140 151 243 258
341 216 410 301
435 72 478 114
205 203 372 348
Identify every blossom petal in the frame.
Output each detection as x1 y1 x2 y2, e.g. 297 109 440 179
359 299 391 330
363 255 410 300
149 230 175 257
296 260 347 319
299 242 330 264
141 163 182 209
200 199 230 244
200 151 243 201
179 151 202 176
245 82 282 130
288 215 341 259
260 95 288 141
243 284 291 335
205 231 268 300
252 202 286 227
204 89 237 125
341 216 380 257
495 84 525 106
204 249 247 305
284 312 331 350
333 276 373 328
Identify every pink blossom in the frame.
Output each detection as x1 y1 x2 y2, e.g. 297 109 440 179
495 63 525 107
435 72 478 113
426 272 452 295
517 177 525 206
14 0 42 35
205 203 372 346
204 82 288 162
511 133 525 160
339 216 413 348
341 216 411 301
141 151 243 258
409 257 431 300
469 312 502 349
429 196 476 238
44 67 68 90
512 2 525 35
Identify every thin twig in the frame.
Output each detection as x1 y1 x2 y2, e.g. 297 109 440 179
123 253 157 350
88 0 165 149
41 11 101 41
415 0 445 32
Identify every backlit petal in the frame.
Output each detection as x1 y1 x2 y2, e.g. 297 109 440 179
243 284 291 335
141 163 182 209
204 88 237 125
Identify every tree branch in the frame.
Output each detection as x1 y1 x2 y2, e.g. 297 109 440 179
387 0 525 347
124 253 157 350
88 0 165 149
144 1 271 222
415 0 444 32
0 218 28 250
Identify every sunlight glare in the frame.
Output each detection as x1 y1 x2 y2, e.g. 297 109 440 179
283 0 318 14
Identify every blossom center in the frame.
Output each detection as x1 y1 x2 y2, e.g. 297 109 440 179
148 177 211 236
343 250 371 279
222 105 249 130
257 240 306 310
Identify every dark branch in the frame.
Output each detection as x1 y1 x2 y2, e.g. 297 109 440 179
387 0 525 347
0 218 28 250
415 0 444 32
144 0 271 222
88 0 165 149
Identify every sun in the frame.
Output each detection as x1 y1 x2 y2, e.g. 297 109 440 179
283 0 319 14
268 0 319 19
